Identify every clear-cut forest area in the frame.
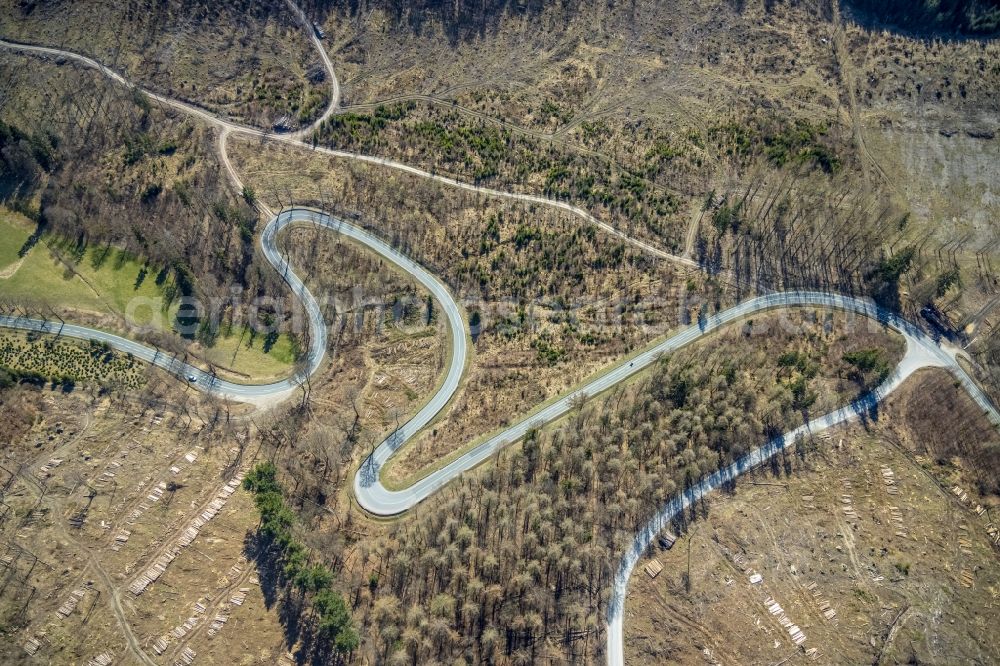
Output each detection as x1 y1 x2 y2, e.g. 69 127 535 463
0 1 997 665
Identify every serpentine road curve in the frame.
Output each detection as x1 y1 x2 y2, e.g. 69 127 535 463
3 32 1000 666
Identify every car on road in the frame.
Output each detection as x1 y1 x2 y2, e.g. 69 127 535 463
187 374 197 383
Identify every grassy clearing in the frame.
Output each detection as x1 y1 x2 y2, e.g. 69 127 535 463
0 209 165 318
193 325 299 381
0 211 31 269
0 208 295 383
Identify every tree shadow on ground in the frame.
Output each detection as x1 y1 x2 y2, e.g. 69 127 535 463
842 0 1000 39
243 529 348 666
244 531 305 652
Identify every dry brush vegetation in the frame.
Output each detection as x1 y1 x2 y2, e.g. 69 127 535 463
625 389 1000 664
252 308 904 664
305 0 1000 376
0 0 329 127
0 1 998 664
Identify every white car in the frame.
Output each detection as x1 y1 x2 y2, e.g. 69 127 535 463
187 374 198 383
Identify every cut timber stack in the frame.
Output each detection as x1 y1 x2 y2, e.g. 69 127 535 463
23 636 40 655
960 569 974 588
112 528 131 551
207 614 229 637
840 478 857 520
643 559 663 579
56 588 86 618
888 506 907 538
880 465 899 495
128 471 245 596
806 581 837 622
170 616 199 639
152 636 169 655
658 533 677 550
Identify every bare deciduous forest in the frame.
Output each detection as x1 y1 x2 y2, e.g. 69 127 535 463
255 310 903 663
0 0 328 126
0 54 286 328
0 0 998 663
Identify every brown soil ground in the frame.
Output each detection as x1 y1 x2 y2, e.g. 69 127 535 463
624 367 1000 665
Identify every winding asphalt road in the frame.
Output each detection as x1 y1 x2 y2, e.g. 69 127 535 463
3 27 1000 666
605 310 1000 666
0 207 461 407
357 291 1000 515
